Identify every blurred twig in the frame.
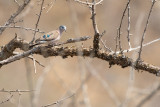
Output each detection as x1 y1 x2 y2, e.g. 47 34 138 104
137 0 156 61
43 0 56 13
136 83 160 107
0 26 44 33
0 88 35 93
42 93 75 107
14 0 21 6
100 39 114 53
74 0 103 6
30 36 91 47
0 0 31 35
85 60 121 106
0 93 13 105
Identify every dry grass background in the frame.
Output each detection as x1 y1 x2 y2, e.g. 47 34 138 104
0 0 160 107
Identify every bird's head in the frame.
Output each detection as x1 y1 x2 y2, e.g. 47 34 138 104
59 25 66 33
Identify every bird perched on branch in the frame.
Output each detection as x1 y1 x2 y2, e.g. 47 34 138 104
32 25 66 46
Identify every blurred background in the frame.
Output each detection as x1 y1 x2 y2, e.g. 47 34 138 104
0 0 160 107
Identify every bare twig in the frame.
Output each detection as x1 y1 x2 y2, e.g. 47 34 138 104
0 26 44 33
33 60 52 106
13 52 45 67
33 56 37 73
0 94 13 105
27 55 45 67
91 0 99 34
30 0 45 44
74 0 103 6
117 36 160 54
127 2 131 49
137 0 156 61
115 0 131 52
42 93 75 107
14 0 21 6
18 93 22 107
30 36 91 47
0 0 31 35
78 59 91 107
43 0 56 13
0 88 35 93
100 39 114 53
136 83 160 107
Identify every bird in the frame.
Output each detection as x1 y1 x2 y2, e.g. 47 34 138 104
34 25 66 46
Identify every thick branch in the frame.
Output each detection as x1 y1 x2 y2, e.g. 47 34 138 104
0 36 29 61
0 37 160 76
91 0 100 56
0 36 90 61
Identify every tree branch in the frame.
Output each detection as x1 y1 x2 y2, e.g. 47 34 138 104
0 37 160 76
0 0 31 35
137 0 156 61
30 0 45 44
91 0 100 56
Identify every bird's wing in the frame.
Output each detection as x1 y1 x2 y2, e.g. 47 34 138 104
39 30 60 41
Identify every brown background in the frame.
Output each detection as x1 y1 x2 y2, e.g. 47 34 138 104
0 0 160 107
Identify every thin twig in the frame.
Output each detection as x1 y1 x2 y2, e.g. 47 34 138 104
33 56 37 73
18 93 22 107
14 0 21 6
137 0 156 61
127 2 131 49
74 0 103 6
43 0 56 13
115 0 131 52
0 94 13 105
13 52 45 67
117 36 160 54
30 0 45 44
100 39 114 53
42 93 75 107
78 59 91 107
33 60 52 107
91 0 99 34
85 60 121 106
0 0 31 35
0 88 35 93
136 83 160 107
0 26 44 33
